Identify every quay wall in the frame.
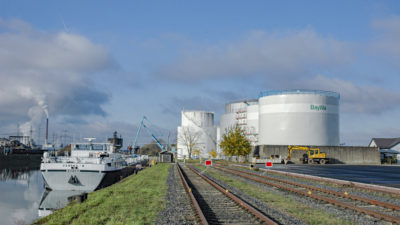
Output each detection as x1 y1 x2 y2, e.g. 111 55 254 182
254 145 380 165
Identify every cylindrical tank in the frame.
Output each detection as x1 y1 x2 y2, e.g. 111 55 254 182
258 90 340 146
177 110 216 159
220 99 258 134
246 104 259 144
181 111 214 127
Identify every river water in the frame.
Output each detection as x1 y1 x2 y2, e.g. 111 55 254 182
0 156 86 225
0 167 44 225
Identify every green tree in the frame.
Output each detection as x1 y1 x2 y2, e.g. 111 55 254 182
209 149 217 159
219 124 251 161
192 149 201 158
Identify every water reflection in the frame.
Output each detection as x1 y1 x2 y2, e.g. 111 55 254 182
0 168 33 181
38 190 88 217
0 168 44 225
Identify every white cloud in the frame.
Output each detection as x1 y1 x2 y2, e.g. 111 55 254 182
371 15 400 61
158 28 353 80
300 75 400 114
0 18 115 135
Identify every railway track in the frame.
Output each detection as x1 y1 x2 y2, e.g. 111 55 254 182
248 165 400 196
177 163 277 225
214 165 400 224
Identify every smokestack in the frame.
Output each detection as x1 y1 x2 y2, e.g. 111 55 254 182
45 118 48 146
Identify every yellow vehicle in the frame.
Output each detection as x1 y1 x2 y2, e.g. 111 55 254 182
286 145 328 164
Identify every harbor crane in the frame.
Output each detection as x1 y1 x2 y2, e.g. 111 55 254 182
133 116 166 153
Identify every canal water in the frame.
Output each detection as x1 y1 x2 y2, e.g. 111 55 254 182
0 156 85 225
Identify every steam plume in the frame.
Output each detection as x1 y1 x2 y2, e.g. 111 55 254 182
18 87 49 139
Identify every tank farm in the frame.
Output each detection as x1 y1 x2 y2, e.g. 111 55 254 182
160 90 399 225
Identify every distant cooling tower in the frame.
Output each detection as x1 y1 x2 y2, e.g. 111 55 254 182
258 90 340 146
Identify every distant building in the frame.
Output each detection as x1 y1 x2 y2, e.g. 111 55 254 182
107 131 123 150
0 138 9 147
9 136 30 146
369 138 400 151
369 137 400 164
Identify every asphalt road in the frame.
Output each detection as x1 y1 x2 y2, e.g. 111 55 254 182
256 164 400 188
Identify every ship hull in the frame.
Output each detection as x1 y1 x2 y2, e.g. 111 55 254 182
41 164 136 191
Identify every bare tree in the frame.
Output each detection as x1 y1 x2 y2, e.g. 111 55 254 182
178 127 202 159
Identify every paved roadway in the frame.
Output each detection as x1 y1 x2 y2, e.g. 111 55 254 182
256 164 400 188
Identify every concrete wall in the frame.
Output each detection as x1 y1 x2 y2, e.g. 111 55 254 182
255 145 380 165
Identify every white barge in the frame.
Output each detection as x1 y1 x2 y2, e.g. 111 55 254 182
40 138 147 191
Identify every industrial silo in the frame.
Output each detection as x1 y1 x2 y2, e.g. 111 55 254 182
177 110 216 159
258 90 340 146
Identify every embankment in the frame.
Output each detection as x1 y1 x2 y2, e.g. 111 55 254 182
33 163 171 225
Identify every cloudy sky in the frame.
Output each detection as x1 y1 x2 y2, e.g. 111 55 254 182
0 0 399 146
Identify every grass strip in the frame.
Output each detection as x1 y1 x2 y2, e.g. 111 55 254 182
194 164 353 225
33 163 171 225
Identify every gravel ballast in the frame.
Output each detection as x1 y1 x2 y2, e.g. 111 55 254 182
155 164 200 225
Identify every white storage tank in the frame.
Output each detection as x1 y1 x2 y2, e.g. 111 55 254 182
218 99 258 151
246 104 259 144
258 90 340 146
219 100 258 135
177 110 216 159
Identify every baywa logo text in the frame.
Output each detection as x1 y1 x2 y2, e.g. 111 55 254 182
310 105 327 111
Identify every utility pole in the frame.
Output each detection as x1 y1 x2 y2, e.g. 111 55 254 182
38 125 41 146
167 131 171 151
30 125 33 147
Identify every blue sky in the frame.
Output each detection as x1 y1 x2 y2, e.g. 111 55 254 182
0 0 399 146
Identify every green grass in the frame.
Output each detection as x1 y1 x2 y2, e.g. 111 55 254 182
33 164 171 225
193 164 353 225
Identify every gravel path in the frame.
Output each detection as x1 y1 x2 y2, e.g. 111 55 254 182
155 164 200 225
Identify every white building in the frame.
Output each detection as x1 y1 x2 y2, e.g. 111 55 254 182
0 138 9 147
369 137 400 164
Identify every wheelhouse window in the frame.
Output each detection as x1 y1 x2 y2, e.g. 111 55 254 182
72 144 106 151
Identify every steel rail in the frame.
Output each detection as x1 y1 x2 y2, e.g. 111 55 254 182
237 164 400 196
186 165 277 225
221 166 400 211
215 166 400 223
176 164 209 225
